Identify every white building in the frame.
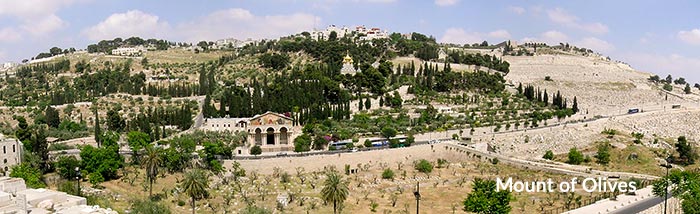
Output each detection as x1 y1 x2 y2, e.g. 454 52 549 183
0 135 22 176
309 25 388 41
110 46 146 56
1 62 17 71
214 38 255 49
201 112 299 154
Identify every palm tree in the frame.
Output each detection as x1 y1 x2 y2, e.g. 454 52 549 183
142 146 162 198
321 172 349 214
181 169 209 214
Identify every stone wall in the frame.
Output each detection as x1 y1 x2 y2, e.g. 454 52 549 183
639 197 682 214
227 144 465 174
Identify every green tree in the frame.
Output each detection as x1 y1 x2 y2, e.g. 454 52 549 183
652 170 700 214
130 198 171 214
543 150 554 160
107 108 125 132
45 106 60 128
55 156 81 180
250 145 262 156
684 83 692 94
463 178 512 214
595 142 612 165
294 133 312 152
10 163 45 188
127 131 152 163
381 126 397 141
80 132 124 182
321 172 349 214
29 126 50 172
93 107 101 145
567 148 584 165
142 146 163 198
674 136 697 165
181 169 210 214
415 159 433 173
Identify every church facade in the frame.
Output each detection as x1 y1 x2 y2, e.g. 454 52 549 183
201 112 298 155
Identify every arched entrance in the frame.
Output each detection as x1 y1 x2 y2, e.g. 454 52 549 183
266 127 275 145
254 128 262 145
280 127 288 144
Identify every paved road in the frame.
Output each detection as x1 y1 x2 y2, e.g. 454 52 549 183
609 195 667 214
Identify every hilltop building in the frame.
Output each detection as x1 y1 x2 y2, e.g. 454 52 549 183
110 46 146 56
309 25 388 41
213 38 256 49
0 134 22 176
201 112 299 154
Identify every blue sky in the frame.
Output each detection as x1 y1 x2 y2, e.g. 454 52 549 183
1 0 700 83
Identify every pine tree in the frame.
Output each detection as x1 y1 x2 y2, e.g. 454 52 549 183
94 107 101 146
364 98 371 110
572 96 579 113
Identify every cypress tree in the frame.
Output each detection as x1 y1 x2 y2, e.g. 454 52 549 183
94 107 101 146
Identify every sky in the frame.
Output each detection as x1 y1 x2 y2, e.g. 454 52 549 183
1 0 700 83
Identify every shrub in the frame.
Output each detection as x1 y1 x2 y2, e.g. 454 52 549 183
437 158 449 168
382 169 395 180
543 150 554 160
567 148 584 165
415 159 433 173
663 83 673 91
364 139 372 148
595 142 612 165
545 76 552 81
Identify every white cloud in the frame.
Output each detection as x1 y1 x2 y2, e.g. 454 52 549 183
540 30 568 44
574 37 615 53
360 0 396 2
439 28 483 45
622 53 700 83
0 27 22 42
178 8 319 42
435 0 459 6
0 0 83 36
439 28 510 44
547 8 608 34
83 10 170 41
0 0 81 19
22 14 67 36
678 29 700 45
507 6 526 15
488 30 511 39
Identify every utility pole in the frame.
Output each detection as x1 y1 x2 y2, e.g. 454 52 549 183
660 163 672 214
414 182 421 214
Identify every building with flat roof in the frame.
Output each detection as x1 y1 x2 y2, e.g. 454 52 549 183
0 177 115 214
110 46 146 56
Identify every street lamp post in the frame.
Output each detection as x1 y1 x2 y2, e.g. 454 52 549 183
413 182 421 214
660 163 672 214
75 167 81 197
